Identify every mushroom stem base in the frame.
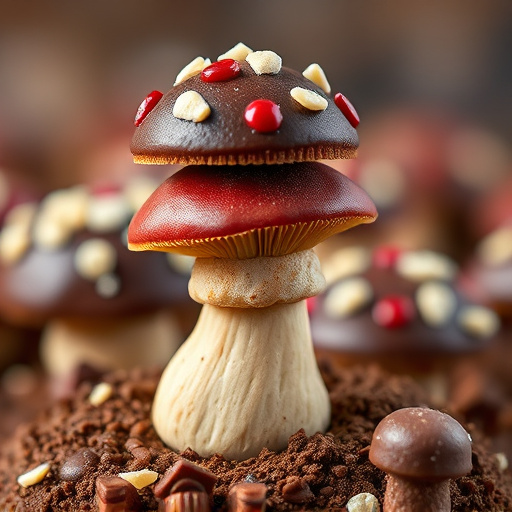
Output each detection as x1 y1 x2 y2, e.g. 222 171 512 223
384 475 451 512
152 300 330 460
40 310 182 378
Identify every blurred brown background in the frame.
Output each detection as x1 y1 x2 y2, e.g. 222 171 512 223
0 0 510 191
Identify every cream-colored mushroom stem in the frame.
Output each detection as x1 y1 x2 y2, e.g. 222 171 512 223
152 249 330 460
40 310 181 378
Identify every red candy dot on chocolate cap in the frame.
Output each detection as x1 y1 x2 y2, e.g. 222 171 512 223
369 407 472 480
131 61 358 165
128 162 377 259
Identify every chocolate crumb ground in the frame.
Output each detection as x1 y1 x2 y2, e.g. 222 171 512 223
0 362 511 511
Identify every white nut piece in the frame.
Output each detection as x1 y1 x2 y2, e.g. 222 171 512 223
496 452 509 472
118 469 159 490
290 87 328 111
324 277 373 318
302 63 331 94
40 186 89 231
478 225 512 267
322 246 371 285
347 492 380 512
457 305 500 339
95 273 121 299
4 202 37 230
396 250 458 282
0 223 31 264
89 382 113 406
173 90 211 122
17 462 51 488
218 42 253 61
87 195 130 233
174 56 211 85
74 238 117 281
246 50 282 75
33 215 72 250
416 281 457 327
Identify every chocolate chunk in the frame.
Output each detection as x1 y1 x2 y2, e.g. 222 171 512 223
96 476 142 511
228 482 267 512
281 477 314 504
59 448 100 481
162 489 210 512
154 459 217 500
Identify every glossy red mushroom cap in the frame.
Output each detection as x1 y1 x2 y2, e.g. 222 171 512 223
128 162 377 259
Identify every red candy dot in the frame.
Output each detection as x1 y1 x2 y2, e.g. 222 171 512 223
373 246 402 269
334 92 360 128
201 59 241 82
372 295 415 329
134 90 163 127
306 296 317 315
244 99 283 133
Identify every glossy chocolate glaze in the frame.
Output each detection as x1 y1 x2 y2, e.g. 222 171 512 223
131 62 358 165
310 263 494 361
128 162 377 257
0 230 191 326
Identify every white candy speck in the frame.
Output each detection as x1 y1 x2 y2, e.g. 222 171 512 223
322 246 371 285
478 225 512 267
457 305 500 339
87 195 130 233
302 63 331 94
89 382 113 406
173 90 211 122
416 281 457 327
290 87 328 111
17 463 51 488
118 469 159 489
218 42 253 61
324 277 373 318
347 492 380 512
396 250 457 282
246 50 282 75
74 238 117 281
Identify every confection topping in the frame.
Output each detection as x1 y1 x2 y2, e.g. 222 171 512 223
245 50 282 75
346 492 379 512
334 92 360 128
172 90 211 122
311 246 500 356
477 224 512 267
74 238 117 281
131 44 359 165
302 63 331 94
119 470 159 490
60 449 100 481
128 163 377 259
371 295 415 329
88 382 113 406
134 91 164 127
201 59 241 82
228 482 267 512
218 42 253 62
174 56 211 86
290 87 328 111
17 463 51 488
244 99 282 132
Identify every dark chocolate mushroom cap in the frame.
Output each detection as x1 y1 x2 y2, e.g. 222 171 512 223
127 162 377 259
0 182 193 326
131 60 358 166
369 407 472 480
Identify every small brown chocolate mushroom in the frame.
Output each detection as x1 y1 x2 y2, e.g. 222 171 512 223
369 407 472 512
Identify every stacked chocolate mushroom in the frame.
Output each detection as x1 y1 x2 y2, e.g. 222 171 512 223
128 42 377 460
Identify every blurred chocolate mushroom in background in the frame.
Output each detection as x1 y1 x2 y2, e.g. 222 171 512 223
0 176 199 395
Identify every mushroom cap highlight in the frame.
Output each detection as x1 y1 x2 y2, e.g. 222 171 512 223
369 407 472 481
127 162 377 259
131 61 358 166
